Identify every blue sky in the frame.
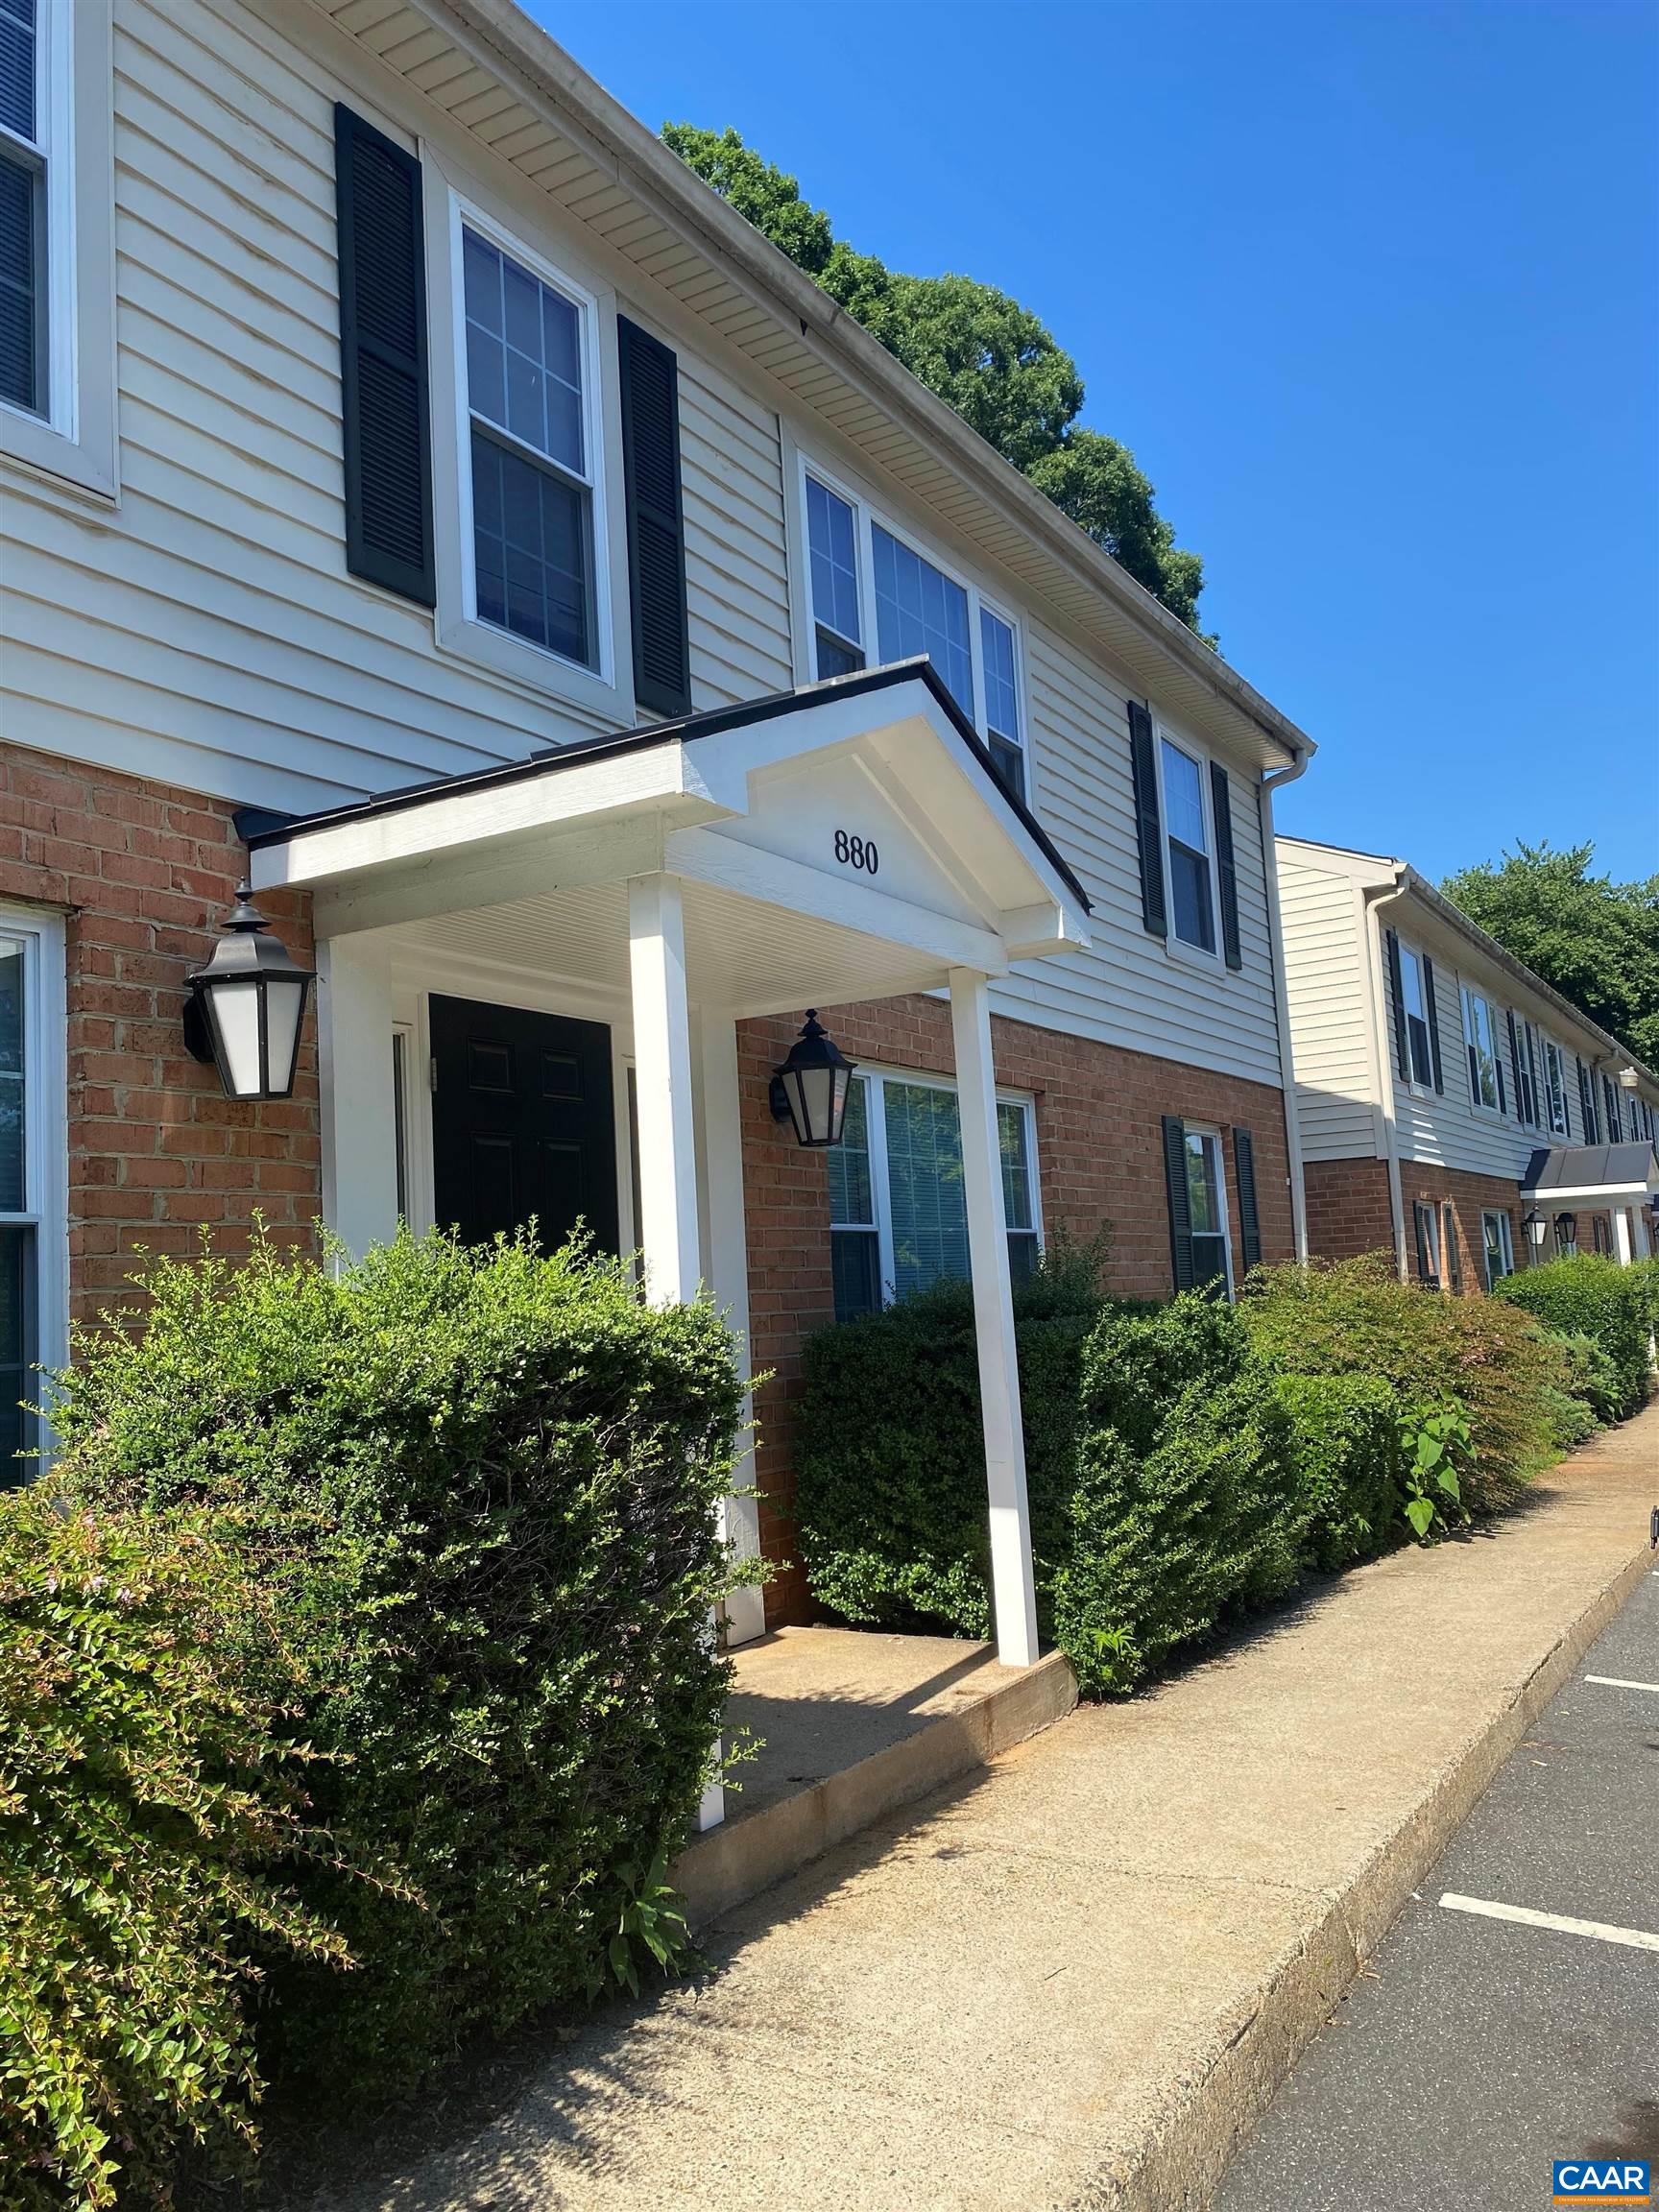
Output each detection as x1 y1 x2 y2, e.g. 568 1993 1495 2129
534 0 1658 883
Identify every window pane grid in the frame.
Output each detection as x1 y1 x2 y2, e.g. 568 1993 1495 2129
873 523 974 715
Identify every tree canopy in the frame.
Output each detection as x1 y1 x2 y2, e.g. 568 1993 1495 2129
661 123 1210 637
1440 843 1659 1070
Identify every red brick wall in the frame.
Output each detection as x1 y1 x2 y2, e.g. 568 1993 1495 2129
737 992 1296 1627
1303 1153 1616 1291
0 744 320 1319
1304 1158 1396 1266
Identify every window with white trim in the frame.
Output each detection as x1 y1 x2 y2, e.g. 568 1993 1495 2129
801 466 1029 799
0 910 63 1483
1184 1124 1231 1291
460 224 601 670
1398 941 1434 1090
1160 737 1217 954
1512 1015 1541 1128
828 1068 1040 1320
0 0 48 421
1461 984 1504 1113
1412 1200 1441 1287
1542 1037 1569 1137
1480 1209 1514 1289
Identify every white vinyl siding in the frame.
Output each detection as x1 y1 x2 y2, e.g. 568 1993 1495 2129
1276 854 1380 1161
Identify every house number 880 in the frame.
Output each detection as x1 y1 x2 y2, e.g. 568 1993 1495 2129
834 830 878 876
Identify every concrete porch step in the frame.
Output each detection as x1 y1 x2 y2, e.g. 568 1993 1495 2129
673 1625 1078 1927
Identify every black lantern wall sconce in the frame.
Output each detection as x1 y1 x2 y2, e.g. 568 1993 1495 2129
182 884 315 1102
769 1010 855 1148
1523 1206 1549 1258
1553 1211 1577 1255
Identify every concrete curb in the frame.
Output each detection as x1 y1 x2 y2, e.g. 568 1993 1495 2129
1066 1528 1658 2212
674 1647 1078 1929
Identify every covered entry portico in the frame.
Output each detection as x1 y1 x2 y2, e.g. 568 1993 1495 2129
249 661 1091 1691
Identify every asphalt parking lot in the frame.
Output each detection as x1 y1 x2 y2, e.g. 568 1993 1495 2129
1216 1556 1659 2212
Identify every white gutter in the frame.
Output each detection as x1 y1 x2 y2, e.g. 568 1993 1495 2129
1260 757 1310 1260
1360 873 1412 1282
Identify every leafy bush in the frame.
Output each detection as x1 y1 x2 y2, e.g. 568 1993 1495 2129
1493 1254 1652 1422
52 1228 744 2096
1551 1330 1625 1431
1628 1254 1659 1340
1271 1372 1406 1569
0 1492 352 2209
1241 1255 1569 1510
1052 1297 1303 1695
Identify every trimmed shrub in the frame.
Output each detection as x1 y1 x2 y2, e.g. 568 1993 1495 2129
1628 1254 1659 1340
51 1228 744 2096
1240 1255 1569 1510
1493 1254 1651 1422
1053 1297 1303 1694
0 1492 352 2209
1272 1372 1407 1570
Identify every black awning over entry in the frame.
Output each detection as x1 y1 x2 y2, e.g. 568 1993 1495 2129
1521 1142 1659 1198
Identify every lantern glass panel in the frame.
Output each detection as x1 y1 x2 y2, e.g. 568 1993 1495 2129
205 979 263 1098
263 977 306 1097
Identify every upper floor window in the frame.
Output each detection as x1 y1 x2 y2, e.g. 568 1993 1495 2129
1542 1037 1569 1137
1398 942 1434 1090
1461 985 1504 1113
1160 738 1216 954
461 226 599 671
801 465 1028 799
828 1067 1040 1320
0 0 48 421
1513 1015 1541 1128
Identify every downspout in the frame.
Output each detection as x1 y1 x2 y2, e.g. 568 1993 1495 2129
1361 875 1412 1281
1260 756 1311 1260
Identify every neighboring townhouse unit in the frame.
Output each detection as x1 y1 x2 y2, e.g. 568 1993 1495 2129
0 0 1318 1702
1278 838 1659 1288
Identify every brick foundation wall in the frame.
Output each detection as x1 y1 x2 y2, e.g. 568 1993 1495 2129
1304 1153 1622 1289
0 744 320 1319
1304 1157 1396 1266
737 992 1295 1627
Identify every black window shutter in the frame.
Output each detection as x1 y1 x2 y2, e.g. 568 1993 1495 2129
1232 1125 1262 1270
1384 928 1409 1083
617 315 690 719
1128 701 1166 937
1504 1011 1523 1120
1162 1115 1194 1292
1524 1023 1540 1128
333 105 434 607
1210 761 1242 970
1443 1202 1461 1290
1422 955 1444 1092
1577 1057 1597 1142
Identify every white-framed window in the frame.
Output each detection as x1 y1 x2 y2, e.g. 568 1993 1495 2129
828 1066 1040 1320
1480 1209 1514 1290
1398 940 1435 1091
1511 1015 1541 1128
1603 1074 1623 1145
1183 1123 1231 1292
799 460 1030 800
1461 984 1505 1113
1412 1199 1442 1288
0 0 114 499
1158 733 1220 956
456 215 606 675
1542 1037 1569 1137
0 907 65 1480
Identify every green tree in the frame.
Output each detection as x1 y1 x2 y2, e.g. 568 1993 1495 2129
661 123 1208 634
1440 843 1659 1068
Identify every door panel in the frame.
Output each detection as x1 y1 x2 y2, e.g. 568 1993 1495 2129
430 995 619 1254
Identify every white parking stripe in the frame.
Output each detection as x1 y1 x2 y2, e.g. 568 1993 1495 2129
1585 1674 1659 1695
1439 1893 1659 1954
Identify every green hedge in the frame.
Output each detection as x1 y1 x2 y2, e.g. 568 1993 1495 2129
52 1229 743 2098
1239 1255 1569 1509
0 1493 352 2209
1493 1254 1652 1422
1053 1298 1303 1694
1270 1372 1407 1571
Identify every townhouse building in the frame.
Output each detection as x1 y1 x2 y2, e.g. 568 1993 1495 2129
1277 838 1659 1287
0 0 1318 1685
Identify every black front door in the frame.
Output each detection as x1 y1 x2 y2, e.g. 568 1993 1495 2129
429 996 619 1254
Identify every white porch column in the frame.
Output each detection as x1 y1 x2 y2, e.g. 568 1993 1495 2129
315 935 398 1261
697 1008 766 1647
627 874 700 1305
1613 1207 1634 1266
1634 1209 1653 1261
628 875 723 1830
949 967 1040 1669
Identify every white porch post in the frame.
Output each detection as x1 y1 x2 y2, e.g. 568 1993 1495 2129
949 967 1040 1669
315 935 398 1261
627 874 700 1305
1613 1207 1634 1266
627 874 723 1830
698 1008 766 1647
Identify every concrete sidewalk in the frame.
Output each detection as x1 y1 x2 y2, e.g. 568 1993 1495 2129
314 1407 1658 2212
